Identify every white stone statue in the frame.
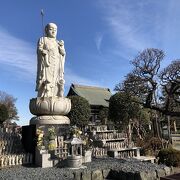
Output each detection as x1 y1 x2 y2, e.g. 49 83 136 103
36 23 66 97
30 22 71 125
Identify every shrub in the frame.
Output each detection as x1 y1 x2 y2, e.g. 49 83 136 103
0 104 8 124
136 136 169 156
67 96 91 128
147 137 163 151
109 92 141 130
157 148 180 167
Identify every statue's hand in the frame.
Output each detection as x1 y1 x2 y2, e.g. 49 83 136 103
44 59 50 67
58 42 66 56
58 79 65 85
59 48 66 56
58 40 64 46
42 49 48 56
43 55 50 67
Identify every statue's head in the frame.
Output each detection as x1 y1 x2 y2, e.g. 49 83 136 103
45 23 57 38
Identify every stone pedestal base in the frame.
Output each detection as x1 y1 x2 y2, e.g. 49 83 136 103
66 155 82 168
29 96 71 125
35 149 52 168
29 97 71 116
35 148 59 168
30 115 70 125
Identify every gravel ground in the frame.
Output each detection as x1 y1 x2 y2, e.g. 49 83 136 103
0 158 168 180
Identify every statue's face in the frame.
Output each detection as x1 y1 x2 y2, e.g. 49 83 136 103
46 24 57 38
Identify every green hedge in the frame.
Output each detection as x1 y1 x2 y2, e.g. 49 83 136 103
157 148 180 167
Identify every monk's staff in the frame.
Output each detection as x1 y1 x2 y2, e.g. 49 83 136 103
41 9 48 96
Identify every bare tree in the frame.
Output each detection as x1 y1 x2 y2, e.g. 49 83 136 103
0 91 19 123
115 48 180 117
159 60 180 112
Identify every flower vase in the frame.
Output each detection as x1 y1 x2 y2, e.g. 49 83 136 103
48 136 56 151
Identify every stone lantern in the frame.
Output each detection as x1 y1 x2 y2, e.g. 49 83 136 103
65 137 83 168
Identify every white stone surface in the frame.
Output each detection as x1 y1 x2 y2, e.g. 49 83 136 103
35 148 53 168
36 23 66 97
29 22 71 125
30 115 70 125
66 155 82 168
29 97 71 115
82 150 92 163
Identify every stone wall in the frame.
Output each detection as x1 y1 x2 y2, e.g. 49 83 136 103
73 166 173 180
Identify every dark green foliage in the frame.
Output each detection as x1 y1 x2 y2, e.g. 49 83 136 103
0 104 8 124
67 96 91 128
0 91 19 122
109 92 141 129
157 148 180 167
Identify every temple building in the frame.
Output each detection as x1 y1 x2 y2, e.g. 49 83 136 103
67 84 112 123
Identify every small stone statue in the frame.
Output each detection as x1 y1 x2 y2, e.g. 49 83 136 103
36 23 66 97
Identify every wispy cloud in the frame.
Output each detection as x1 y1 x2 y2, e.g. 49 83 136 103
94 32 104 52
0 26 99 86
97 0 180 60
0 27 36 80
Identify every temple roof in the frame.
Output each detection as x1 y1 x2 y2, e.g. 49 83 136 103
67 84 112 107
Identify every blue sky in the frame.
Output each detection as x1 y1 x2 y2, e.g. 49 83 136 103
0 0 180 126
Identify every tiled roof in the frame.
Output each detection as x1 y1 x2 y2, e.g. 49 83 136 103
67 84 112 107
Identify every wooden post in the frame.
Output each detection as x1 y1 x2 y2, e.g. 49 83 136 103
173 120 177 133
167 115 171 141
